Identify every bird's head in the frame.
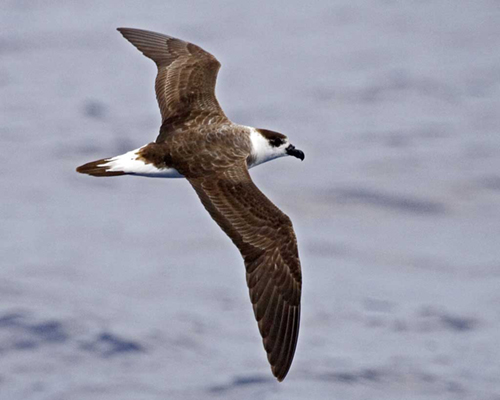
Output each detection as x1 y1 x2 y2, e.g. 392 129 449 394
249 128 304 168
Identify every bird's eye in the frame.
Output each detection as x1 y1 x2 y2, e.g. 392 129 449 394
270 138 284 147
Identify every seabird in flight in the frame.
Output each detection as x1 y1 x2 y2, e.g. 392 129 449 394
77 28 304 381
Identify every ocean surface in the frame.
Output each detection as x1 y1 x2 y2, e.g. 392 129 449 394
1 1 500 399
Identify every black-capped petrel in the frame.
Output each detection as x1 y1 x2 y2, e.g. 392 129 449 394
77 28 304 381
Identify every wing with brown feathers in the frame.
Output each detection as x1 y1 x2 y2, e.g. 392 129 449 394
188 163 302 381
117 28 228 140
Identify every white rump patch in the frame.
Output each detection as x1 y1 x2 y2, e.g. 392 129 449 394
99 145 184 178
248 127 289 168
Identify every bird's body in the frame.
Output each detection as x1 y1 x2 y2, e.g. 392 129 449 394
80 124 286 178
77 28 304 381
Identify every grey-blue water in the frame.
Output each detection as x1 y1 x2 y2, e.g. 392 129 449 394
1 1 500 399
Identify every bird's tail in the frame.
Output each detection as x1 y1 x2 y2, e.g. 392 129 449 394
76 158 126 177
76 145 183 178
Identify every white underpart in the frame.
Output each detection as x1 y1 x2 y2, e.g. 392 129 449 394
247 127 289 168
98 145 184 178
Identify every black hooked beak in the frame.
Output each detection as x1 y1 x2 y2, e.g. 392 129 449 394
286 144 305 161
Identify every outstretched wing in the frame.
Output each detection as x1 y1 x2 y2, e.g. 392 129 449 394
117 28 228 140
188 163 302 381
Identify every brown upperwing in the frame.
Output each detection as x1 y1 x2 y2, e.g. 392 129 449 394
117 28 228 141
187 162 302 381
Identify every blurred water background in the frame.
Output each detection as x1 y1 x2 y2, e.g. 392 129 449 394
1 1 500 399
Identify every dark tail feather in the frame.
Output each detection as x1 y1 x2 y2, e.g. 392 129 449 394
76 159 125 177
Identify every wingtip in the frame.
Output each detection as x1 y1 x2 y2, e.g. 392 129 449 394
116 27 130 35
116 27 140 36
116 27 130 40
272 366 290 382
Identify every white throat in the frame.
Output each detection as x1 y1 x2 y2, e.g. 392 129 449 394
248 127 287 168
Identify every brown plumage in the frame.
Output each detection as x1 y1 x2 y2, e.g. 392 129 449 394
189 164 301 381
117 28 229 141
76 159 125 176
77 28 304 381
